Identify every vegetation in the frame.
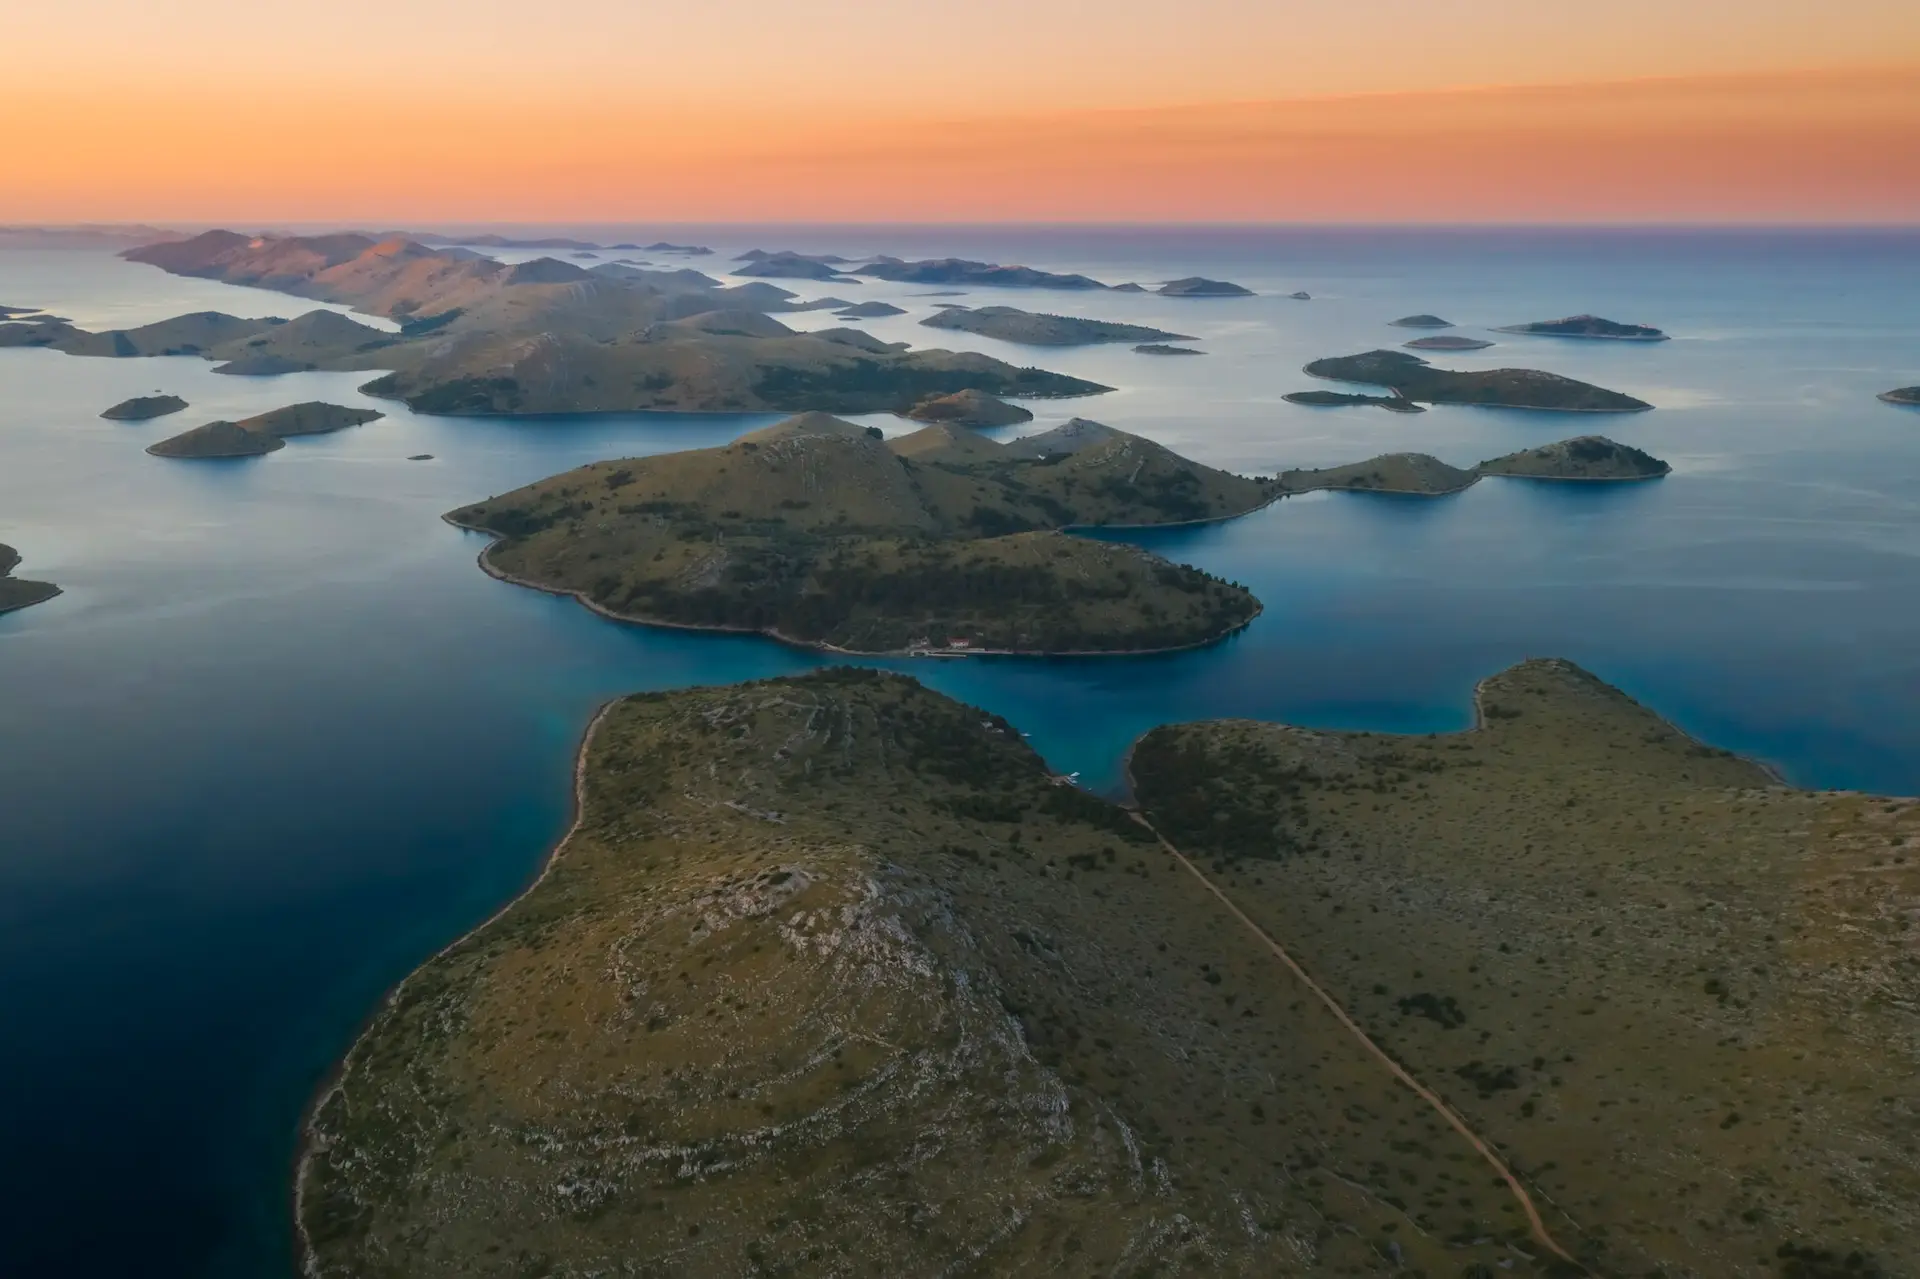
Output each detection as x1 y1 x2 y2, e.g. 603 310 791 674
301 671 1544 1278
446 414 1273 654
1132 659 1920 1276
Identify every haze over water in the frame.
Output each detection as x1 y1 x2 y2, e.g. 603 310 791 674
2 225 1918 1277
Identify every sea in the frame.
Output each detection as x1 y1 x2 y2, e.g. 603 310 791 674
1 225 1917 1277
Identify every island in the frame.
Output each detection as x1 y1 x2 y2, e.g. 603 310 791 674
737 249 853 264
0 304 41 318
734 252 849 281
1494 314 1669 341
297 670 1539 1279
1301 348 1651 412
920 305 1194 347
0 543 60 614
407 454 433 461
443 412 1276 655
1404 335 1494 351
1134 343 1203 356
901 387 1033 427
1110 282 1147 293
81 231 1115 416
1128 658 1917 1278
1283 390 1425 413
1157 277 1254 297
1288 291 1311 300
299 657 1917 1279
644 242 713 255
1389 314 1452 328
857 257 1109 290
1880 386 1920 406
832 301 906 318
101 394 188 421
146 402 383 459
1276 436 1668 495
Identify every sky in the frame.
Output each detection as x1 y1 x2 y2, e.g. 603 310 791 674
6 0 1918 223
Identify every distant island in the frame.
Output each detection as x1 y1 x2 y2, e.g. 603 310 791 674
51 231 1117 417
1880 386 1920 406
734 252 849 281
921 305 1193 347
101 394 188 421
833 301 906 318
737 248 852 264
1134 343 1203 356
299 656 1918 1279
644 242 713 255
1404 335 1493 351
1283 390 1425 413
1495 314 1669 341
1157 277 1253 297
858 257 1108 290
147 402 382 458
0 543 60 614
444 412 1276 655
1389 314 1452 328
901 388 1033 427
1301 348 1652 412
1277 435 1669 495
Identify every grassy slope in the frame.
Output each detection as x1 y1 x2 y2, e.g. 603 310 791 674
1131 659 1919 1277
300 670 1538 1279
446 418 1271 654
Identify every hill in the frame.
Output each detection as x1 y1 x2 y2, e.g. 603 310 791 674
1302 349 1652 412
1477 435 1670 480
298 670 1548 1279
920 305 1192 346
901 387 1033 427
832 300 905 318
443 414 1273 654
101 394 187 421
1129 658 1918 1277
1495 314 1669 341
0 543 60 614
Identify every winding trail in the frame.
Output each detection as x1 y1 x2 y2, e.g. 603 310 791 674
1127 809 1584 1272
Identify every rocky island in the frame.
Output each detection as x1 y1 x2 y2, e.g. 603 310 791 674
1302 348 1651 412
146 402 382 458
733 252 850 281
857 257 1108 290
920 305 1193 347
900 387 1033 427
444 412 1274 655
1157 277 1253 297
101 394 188 421
85 231 1114 416
1880 386 1920 406
1495 314 1669 341
1404 335 1494 351
832 301 906 319
1133 343 1203 355
1389 314 1452 328
1277 436 1668 495
1283 390 1425 413
0 543 60 614
1129 658 1918 1277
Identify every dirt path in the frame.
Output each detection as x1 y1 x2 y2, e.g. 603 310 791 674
1129 811 1584 1272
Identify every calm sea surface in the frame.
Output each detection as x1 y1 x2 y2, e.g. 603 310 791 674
2 226 1917 1277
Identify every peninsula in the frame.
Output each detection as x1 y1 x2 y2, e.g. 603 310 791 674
1495 314 1669 341
72 231 1113 416
1157 277 1253 297
920 305 1193 347
1129 659 1917 1277
0 543 60 614
901 388 1033 427
1278 436 1668 495
1880 386 1920 406
147 402 382 458
444 412 1274 655
1301 348 1651 412
101 394 188 421
857 257 1108 290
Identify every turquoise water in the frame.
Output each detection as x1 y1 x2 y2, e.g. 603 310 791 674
1 227 1917 1277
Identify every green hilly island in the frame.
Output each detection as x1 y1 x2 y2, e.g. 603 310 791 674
1301 349 1651 412
445 413 1274 654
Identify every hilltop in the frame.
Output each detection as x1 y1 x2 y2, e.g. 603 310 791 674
1302 349 1652 412
1130 658 1919 1277
1278 436 1669 495
1495 314 1669 341
0 543 60 614
921 305 1192 346
146 402 382 459
444 413 1273 654
299 670 1549 1279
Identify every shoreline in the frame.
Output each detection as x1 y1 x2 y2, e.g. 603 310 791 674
290 698 619 1277
442 512 1266 659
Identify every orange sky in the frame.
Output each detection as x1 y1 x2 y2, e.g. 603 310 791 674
6 1 1918 222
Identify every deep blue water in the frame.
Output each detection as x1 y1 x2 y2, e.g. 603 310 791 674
2 226 1918 1278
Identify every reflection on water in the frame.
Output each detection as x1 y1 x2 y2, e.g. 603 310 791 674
2 226 1918 1277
